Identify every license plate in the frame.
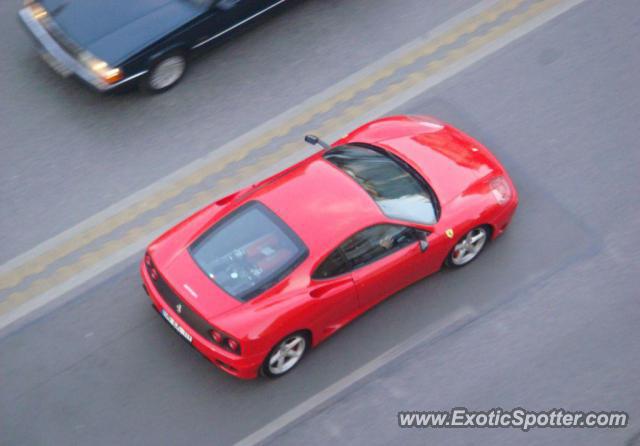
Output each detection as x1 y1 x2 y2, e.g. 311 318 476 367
161 309 193 343
41 51 72 77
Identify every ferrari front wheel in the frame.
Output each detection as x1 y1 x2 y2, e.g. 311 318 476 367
446 226 489 268
261 332 308 378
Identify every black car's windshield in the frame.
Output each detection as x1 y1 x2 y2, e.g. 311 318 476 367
324 145 439 225
190 202 308 301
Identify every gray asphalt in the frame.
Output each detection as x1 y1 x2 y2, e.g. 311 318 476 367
1 1 639 445
0 0 476 263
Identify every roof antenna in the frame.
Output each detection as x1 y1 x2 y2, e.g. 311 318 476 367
304 134 331 150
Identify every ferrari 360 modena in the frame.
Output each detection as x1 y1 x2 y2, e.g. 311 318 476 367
141 115 518 379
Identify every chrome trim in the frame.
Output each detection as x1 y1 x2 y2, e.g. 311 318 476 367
110 70 149 88
192 0 287 49
19 8 145 91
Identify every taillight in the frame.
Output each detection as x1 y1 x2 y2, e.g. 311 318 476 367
145 252 159 280
226 338 240 352
490 176 512 205
210 330 223 344
209 329 241 354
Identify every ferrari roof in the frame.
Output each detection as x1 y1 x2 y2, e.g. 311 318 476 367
244 155 385 254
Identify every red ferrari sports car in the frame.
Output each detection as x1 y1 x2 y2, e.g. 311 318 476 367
141 115 518 379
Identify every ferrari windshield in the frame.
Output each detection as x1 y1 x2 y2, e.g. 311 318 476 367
324 145 439 225
190 202 308 301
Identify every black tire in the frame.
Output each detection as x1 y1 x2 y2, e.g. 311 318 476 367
261 331 310 379
445 225 490 268
142 50 188 94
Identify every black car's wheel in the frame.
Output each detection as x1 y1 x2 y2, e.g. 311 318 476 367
445 225 490 268
143 51 187 93
261 332 309 378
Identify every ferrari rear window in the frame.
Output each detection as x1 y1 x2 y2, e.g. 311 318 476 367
189 202 308 301
324 145 439 224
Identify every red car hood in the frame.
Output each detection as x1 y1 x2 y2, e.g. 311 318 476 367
381 133 497 205
157 247 242 321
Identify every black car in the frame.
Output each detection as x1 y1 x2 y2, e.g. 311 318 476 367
19 0 288 93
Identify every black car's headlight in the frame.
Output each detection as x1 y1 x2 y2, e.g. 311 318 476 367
25 1 48 20
78 51 123 84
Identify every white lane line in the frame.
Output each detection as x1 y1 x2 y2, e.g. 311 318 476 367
0 0 501 276
234 307 478 446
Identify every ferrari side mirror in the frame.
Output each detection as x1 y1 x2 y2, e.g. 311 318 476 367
304 135 319 145
416 230 429 252
305 134 332 150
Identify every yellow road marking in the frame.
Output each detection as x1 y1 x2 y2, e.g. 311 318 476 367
0 0 525 293
0 0 565 315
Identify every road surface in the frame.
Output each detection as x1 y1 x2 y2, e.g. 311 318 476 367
1 1 638 445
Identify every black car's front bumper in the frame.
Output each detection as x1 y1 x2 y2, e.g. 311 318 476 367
18 7 146 92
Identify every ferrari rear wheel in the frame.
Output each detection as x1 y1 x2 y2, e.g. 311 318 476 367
262 332 308 378
446 226 489 268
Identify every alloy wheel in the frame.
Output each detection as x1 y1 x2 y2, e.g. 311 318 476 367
267 334 307 376
451 227 488 266
149 56 186 90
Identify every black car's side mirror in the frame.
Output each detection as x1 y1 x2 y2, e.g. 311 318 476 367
305 134 331 150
